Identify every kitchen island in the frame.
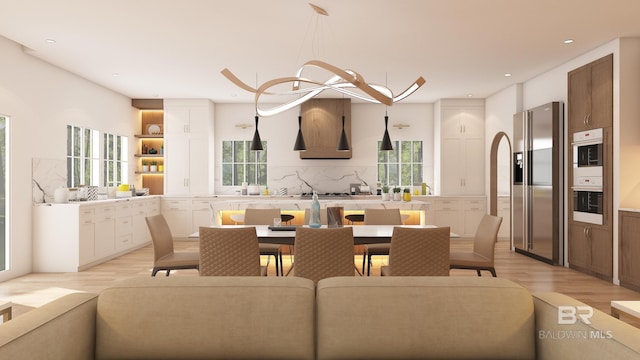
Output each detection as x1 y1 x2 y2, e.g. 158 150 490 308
209 195 430 225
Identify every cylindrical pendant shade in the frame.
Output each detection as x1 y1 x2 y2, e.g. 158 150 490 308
337 115 350 151
251 115 264 151
293 115 307 151
380 115 393 151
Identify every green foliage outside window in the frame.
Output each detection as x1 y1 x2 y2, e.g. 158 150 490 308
377 140 423 187
222 140 267 186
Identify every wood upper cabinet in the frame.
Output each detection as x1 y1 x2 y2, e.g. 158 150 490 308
300 98 352 159
619 210 640 291
568 54 613 131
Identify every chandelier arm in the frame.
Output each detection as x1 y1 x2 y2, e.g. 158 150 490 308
303 60 393 106
392 76 426 103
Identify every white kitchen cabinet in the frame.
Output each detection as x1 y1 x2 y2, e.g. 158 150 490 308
161 198 193 238
33 197 160 272
164 99 214 196
438 100 485 195
428 196 487 237
161 197 215 237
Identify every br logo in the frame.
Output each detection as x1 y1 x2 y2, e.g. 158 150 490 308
558 305 594 325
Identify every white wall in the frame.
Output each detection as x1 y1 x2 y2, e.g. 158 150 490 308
0 35 136 282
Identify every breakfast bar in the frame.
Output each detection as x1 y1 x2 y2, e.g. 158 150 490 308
210 197 430 225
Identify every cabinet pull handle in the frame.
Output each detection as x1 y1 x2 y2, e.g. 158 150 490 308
586 113 591 125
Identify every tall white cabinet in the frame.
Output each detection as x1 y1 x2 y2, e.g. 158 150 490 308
164 99 215 195
436 99 485 196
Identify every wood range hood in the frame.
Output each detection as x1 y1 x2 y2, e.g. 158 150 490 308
300 98 352 159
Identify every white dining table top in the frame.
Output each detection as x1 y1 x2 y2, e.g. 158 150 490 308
190 225 459 245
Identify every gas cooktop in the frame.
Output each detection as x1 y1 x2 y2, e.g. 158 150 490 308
300 192 352 199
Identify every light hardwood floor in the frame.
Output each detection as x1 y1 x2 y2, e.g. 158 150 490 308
1 238 639 327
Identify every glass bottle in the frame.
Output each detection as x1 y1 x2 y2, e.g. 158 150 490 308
309 190 322 228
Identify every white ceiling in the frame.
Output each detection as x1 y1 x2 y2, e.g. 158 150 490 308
1 0 640 107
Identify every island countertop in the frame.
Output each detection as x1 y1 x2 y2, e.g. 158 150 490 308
209 196 430 225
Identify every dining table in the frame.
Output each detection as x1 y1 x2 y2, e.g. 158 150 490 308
189 225 460 245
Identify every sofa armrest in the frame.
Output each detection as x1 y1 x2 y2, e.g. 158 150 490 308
0 292 98 360
533 292 640 359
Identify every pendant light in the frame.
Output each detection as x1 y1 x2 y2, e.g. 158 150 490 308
250 115 263 151
337 97 350 151
293 115 307 151
380 110 393 151
379 72 393 151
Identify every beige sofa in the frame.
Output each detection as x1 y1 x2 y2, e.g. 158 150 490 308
1 276 639 359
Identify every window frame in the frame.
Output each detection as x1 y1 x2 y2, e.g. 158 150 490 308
377 140 423 187
221 140 268 186
103 132 129 187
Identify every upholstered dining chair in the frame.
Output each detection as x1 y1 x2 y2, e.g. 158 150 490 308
450 214 503 277
293 227 355 283
145 214 199 276
198 226 267 276
380 226 451 276
243 208 284 276
361 208 403 275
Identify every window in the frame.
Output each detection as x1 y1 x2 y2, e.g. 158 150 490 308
66 125 100 187
0 115 7 271
377 140 423 187
103 132 128 187
221 140 267 186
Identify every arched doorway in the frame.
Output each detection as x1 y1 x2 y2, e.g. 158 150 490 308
490 132 511 242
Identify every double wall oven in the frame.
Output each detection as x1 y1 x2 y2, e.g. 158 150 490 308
572 128 604 225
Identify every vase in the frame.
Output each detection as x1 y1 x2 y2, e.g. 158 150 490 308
150 165 157 172
142 165 149 172
381 193 390 201
393 193 402 201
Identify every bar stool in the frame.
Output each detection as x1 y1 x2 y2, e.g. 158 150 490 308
345 214 364 224
281 214 295 224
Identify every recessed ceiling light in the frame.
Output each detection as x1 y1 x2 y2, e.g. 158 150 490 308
564 39 574 44
45 38 56 44
467 94 473 97
504 73 512 77
111 73 120 77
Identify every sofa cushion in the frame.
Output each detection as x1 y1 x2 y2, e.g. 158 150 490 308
316 276 535 359
95 276 315 360
0 292 97 360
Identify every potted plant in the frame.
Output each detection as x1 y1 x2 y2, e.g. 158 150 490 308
403 187 412 202
141 160 149 172
393 186 402 201
149 161 158 172
381 185 390 200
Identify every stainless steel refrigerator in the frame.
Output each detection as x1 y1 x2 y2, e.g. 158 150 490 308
512 102 564 265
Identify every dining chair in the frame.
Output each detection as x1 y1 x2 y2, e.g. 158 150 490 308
145 214 199 276
380 226 450 276
361 208 403 275
450 214 503 277
243 208 284 276
293 227 355 283
198 226 267 276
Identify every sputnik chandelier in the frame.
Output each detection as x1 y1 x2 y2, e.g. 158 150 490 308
220 4 426 117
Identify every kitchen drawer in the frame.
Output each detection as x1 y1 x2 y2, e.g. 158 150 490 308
116 215 133 235
430 198 462 211
162 199 191 211
192 199 212 210
95 205 116 221
79 207 95 223
116 233 133 250
115 201 134 216
463 198 486 210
